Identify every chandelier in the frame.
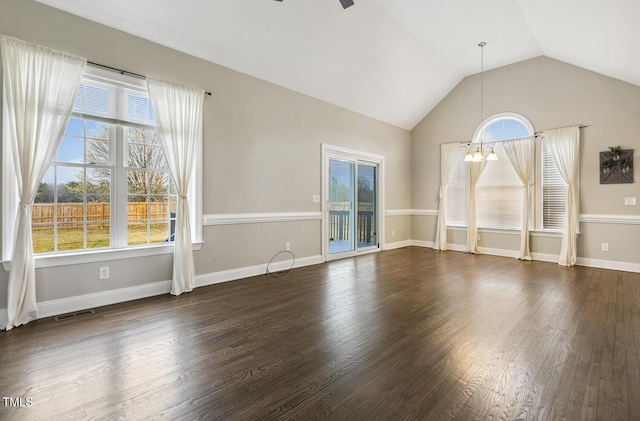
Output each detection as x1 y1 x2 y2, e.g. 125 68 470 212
464 42 498 162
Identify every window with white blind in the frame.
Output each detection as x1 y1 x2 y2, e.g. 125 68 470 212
1 66 202 260
541 139 566 230
445 144 469 227
475 116 531 230
445 112 567 233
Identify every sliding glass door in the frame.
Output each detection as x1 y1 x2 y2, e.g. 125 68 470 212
328 159 356 254
357 163 377 249
325 150 380 260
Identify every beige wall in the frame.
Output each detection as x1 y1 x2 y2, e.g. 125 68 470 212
411 56 640 264
1 1 638 314
0 0 411 309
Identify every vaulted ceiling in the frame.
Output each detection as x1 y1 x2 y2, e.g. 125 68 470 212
35 0 640 130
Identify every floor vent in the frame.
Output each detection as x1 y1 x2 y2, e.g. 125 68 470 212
54 309 95 321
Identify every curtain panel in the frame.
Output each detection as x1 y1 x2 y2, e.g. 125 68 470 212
544 126 580 266
1 35 86 330
466 151 489 253
502 136 535 260
434 142 461 250
147 78 204 296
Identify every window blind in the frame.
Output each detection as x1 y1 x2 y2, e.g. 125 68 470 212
476 142 522 230
446 144 469 226
72 72 155 127
542 138 566 230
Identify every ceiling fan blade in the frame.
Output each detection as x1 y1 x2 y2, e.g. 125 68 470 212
274 0 354 8
339 0 355 8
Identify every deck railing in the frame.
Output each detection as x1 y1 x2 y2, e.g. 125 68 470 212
329 210 375 244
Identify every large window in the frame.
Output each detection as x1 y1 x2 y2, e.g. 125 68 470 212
446 113 567 232
475 115 531 230
33 74 177 254
3 66 201 261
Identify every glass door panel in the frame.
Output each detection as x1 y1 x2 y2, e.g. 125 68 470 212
357 163 377 248
329 159 355 255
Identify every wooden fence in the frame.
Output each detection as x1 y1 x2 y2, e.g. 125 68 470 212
31 202 173 229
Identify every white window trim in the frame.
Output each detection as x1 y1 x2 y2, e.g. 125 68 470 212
1 66 203 270
472 112 535 143
2 242 203 271
321 144 385 263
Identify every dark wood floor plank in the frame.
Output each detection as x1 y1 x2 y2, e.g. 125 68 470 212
0 247 639 420
626 271 640 419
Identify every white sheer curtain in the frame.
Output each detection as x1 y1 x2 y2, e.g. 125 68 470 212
503 136 535 260
434 142 461 250
544 126 580 266
466 152 489 253
147 78 204 296
1 36 85 330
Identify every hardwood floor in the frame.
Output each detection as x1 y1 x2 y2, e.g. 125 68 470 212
1 247 639 420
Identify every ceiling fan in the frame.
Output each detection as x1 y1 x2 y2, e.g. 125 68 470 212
273 0 354 9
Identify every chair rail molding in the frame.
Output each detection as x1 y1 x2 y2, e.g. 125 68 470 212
579 214 640 225
203 212 322 225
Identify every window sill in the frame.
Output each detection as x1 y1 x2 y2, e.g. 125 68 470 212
2 241 204 271
445 226 566 238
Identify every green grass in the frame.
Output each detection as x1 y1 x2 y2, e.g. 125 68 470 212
32 224 171 253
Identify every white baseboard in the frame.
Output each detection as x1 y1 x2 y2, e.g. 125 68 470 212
530 252 559 263
384 240 413 250
416 240 640 273
1 254 324 326
477 247 519 259
196 255 323 287
410 240 436 248
38 280 172 319
444 243 466 252
0 309 7 330
576 257 640 273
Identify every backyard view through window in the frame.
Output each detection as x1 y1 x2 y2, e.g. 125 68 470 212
126 127 176 246
32 73 176 254
34 118 112 252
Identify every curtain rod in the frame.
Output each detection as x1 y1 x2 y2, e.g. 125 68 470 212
534 124 588 136
441 124 589 146
88 61 212 96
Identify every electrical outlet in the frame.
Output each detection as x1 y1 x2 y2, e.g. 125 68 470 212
625 197 636 206
285 242 291 251
99 266 110 280
601 243 609 252
312 195 320 203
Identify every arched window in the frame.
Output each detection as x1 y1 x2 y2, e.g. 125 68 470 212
446 112 567 233
475 113 533 230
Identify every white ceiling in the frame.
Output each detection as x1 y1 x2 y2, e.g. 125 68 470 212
35 0 640 130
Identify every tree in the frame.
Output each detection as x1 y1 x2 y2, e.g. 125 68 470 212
358 176 374 203
35 182 54 203
329 176 351 203
35 181 83 203
81 123 171 201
